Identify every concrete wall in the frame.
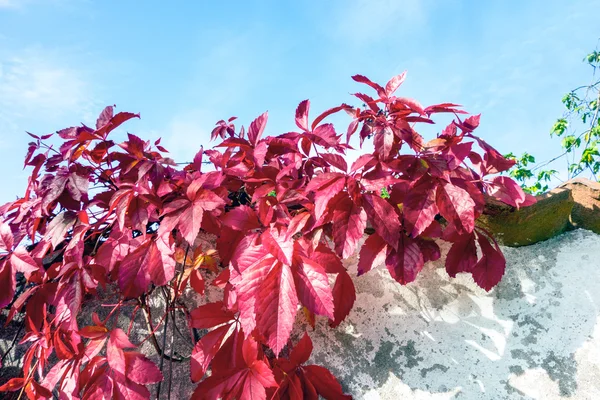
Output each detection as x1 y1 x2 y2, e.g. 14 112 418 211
306 229 600 399
2 230 599 399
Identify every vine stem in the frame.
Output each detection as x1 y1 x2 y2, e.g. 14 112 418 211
167 244 190 400
0 320 24 366
155 290 170 400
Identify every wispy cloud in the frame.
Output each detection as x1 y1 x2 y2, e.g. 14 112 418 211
0 0 22 8
335 0 426 45
0 47 99 134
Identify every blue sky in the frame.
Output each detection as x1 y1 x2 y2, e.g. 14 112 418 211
0 0 599 204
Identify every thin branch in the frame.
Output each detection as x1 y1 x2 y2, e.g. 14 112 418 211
138 299 186 363
155 288 170 400
0 320 24 366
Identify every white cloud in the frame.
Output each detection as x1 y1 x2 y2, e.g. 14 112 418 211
0 0 21 8
336 0 426 45
0 48 99 133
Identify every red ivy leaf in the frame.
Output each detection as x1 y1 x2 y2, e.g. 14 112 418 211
445 234 478 277
385 235 424 285
248 111 268 146
358 233 387 276
404 179 439 238
362 193 400 249
436 181 475 235
332 197 367 258
330 270 356 328
472 233 506 291
385 71 407 97
295 100 310 131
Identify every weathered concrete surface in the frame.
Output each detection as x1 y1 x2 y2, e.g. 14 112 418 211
304 230 600 399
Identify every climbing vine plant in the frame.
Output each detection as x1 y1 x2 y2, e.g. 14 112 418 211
0 72 531 399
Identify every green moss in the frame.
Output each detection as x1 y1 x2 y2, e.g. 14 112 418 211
477 189 574 247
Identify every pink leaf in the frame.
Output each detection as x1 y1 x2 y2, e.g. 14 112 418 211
488 176 527 209
351 74 386 98
436 182 475 235
385 71 407 96
472 233 506 291
332 197 367 258
403 180 439 238
321 153 348 172
362 193 401 249
255 262 298 355
358 233 387 276
190 302 235 329
445 234 478 277
295 100 310 131
124 352 163 384
295 257 334 319
385 235 424 284
248 112 268 146
330 270 356 328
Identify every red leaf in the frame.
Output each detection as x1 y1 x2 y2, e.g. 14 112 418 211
82 372 113 399
295 257 334 319
0 220 14 251
436 181 475 235
358 233 387 276
311 104 353 131
403 179 439 238
112 376 150 400
305 172 346 222
221 205 261 231
321 153 348 172
95 111 140 138
190 302 235 329
385 235 424 284
96 105 114 130
445 234 478 277
10 247 39 274
350 154 376 173
351 74 385 98
248 111 268 146
118 240 174 298
362 193 400 249
0 377 25 392
472 233 506 291
79 325 109 339
289 333 313 366
255 262 298 355
385 71 407 96
191 326 229 382
303 365 351 400
124 352 163 384
295 100 310 131
373 125 395 160
0 259 16 309
488 176 527 209
394 97 426 115
262 228 294 266
110 328 136 349
332 197 366 258
190 270 205 295
330 270 356 328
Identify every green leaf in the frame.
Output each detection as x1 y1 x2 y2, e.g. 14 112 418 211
551 119 568 136
380 187 390 199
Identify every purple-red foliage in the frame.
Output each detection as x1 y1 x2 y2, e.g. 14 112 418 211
0 74 534 399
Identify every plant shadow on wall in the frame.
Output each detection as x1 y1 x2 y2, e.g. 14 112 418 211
304 230 600 398
0 72 539 400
